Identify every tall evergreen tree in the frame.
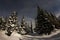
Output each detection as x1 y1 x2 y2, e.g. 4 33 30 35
5 11 19 36
18 16 30 35
34 6 54 35
18 16 26 34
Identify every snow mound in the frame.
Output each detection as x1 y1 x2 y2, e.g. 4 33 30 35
0 29 60 40
23 29 60 38
0 31 23 40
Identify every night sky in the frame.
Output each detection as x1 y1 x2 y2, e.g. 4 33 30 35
0 0 60 18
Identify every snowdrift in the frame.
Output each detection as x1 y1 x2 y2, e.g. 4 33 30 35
0 29 60 40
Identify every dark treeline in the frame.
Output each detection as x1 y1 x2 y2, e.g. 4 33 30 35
0 6 60 36
34 6 60 35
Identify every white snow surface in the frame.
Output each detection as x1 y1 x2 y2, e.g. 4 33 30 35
0 29 60 40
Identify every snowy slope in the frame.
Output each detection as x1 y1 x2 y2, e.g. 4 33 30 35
0 29 60 40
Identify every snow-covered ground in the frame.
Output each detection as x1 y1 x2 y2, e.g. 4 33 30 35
0 29 60 40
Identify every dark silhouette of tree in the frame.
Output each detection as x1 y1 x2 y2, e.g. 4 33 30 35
34 6 54 35
31 21 33 33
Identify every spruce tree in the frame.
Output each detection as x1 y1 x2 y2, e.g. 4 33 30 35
34 6 54 35
0 17 6 30
5 11 19 36
18 16 30 35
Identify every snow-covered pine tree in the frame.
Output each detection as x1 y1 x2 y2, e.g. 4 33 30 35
34 6 54 35
5 11 19 36
0 16 6 30
0 17 2 30
18 16 30 35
